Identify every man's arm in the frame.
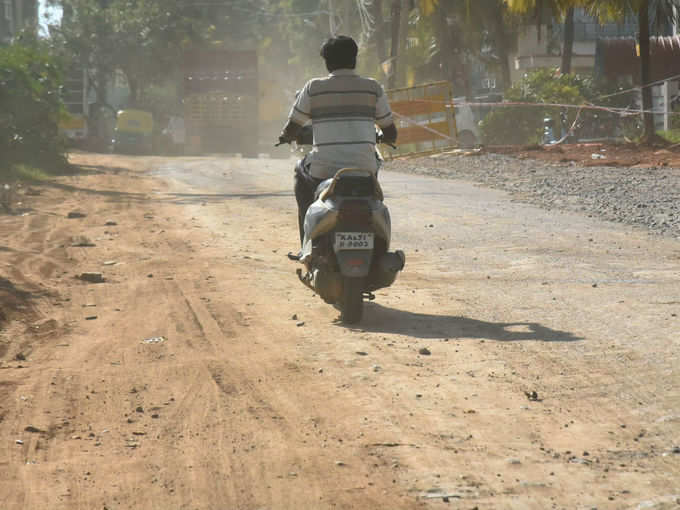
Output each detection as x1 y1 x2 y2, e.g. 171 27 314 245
279 82 312 144
381 123 397 144
279 120 303 144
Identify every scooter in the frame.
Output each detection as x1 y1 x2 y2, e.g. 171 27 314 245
278 129 405 323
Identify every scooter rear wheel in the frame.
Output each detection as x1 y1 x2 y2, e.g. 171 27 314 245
341 276 364 324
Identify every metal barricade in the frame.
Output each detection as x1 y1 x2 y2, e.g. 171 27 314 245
384 81 457 158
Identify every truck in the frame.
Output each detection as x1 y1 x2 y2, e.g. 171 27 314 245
182 49 259 157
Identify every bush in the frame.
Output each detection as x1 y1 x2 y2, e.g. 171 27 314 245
0 40 68 177
480 69 595 145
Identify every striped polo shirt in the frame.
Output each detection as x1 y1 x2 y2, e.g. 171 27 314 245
288 69 393 180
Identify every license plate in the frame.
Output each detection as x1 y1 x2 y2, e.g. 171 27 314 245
334 232 374 250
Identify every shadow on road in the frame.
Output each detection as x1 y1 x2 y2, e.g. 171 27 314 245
45 182 147 200
0 276 36 301
43 182 292 204
356 303 582 342
0 276 48 336
163 191 292 205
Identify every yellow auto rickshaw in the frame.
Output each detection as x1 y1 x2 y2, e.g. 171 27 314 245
112 109 153 154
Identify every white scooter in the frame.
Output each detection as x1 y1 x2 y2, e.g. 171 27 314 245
280 128 405 323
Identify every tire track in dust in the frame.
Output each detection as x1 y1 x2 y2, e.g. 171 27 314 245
153 276 339 508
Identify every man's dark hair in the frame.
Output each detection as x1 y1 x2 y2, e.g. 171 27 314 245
320 35 358 72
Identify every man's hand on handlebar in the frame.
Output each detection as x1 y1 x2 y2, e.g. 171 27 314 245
276 120 308 147
276 135 292 147
376 131 397 150
378 123 398 148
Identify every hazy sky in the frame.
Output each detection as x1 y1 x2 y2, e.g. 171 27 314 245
39 0 62 34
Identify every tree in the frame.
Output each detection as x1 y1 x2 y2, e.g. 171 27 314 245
0 37 67 172
372 0 388 66
106 0 203 105
50 0 209 106
425 0 516 95
508 0 680 141
488 0 514 89
387 0 404 89
584 0 680 141
50 0 115 106
561 7 575 74
638 0 654 140
506 0 580 75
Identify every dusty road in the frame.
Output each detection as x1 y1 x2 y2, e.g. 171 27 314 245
1 153 679 509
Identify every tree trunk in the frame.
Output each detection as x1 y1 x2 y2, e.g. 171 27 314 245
388 0 400 89
491 0 511 91
432 3 471 99
433 3 455 86
95 68 109 106
561 7 575 74
639 0 654 142
373 0 387 67
535 0 543 42
127 76 139 107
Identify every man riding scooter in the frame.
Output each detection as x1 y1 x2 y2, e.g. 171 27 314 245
278 35 398 245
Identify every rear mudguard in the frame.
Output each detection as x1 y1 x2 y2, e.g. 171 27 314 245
301 197 390 263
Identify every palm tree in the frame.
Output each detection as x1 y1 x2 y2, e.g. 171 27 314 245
506 0 581 75
509 0 680 141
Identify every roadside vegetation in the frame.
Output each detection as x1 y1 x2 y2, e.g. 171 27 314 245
480 69 596 145
1 0 678 175
480 69 649 145
658 129 680 144
0 36 68 181
3 164 52 182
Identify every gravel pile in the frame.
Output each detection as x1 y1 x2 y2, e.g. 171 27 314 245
384 152 680 239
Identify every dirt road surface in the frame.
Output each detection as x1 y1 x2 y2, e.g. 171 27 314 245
1 153 679 509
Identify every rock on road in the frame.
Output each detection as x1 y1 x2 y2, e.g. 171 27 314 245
0 153 678 509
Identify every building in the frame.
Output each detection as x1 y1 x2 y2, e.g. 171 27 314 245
0 0 38 43
594 35 680 130
595 35 680 85
509 8 639 82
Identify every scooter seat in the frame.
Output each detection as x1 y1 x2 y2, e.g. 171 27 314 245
319 168 383 202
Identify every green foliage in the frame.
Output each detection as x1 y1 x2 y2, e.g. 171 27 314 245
0 40 68 176
670 102 680 131
658 129 680 143
5 164 52 182
52 0 210 105
507 0 583 17
480 68 594 144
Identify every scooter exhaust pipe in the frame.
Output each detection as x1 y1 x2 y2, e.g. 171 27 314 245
297 268 343 304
